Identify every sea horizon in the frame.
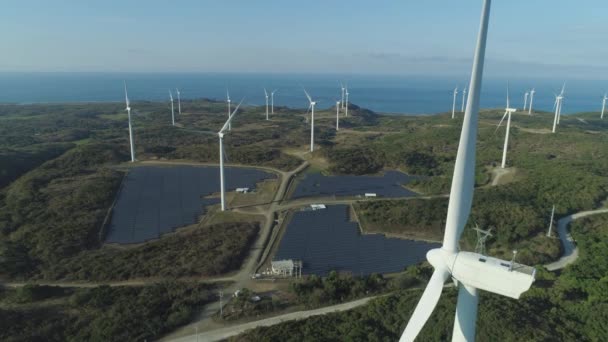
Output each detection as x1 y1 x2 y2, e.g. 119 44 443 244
0 71 605 115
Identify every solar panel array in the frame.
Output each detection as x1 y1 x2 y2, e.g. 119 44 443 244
106 165 275 244
275 205 439 276
291 171 420 199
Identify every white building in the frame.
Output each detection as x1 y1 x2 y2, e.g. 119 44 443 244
271 259 295 276
235 187 250 193
310 204 326 211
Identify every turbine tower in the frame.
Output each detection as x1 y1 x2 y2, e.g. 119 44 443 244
264 88 269 120
452 87 459 119
218 99 243 211
601 93 607 119
400 2 536 341
345 86 349 117
497 85 517 169
547 205 555 237
528 88 535 114
169 90 175 126
336 101 340 131
304 89 316 152
556 83 565 125
176 88 182 116
271 89 278 114
523 90 529 112
124 82 135 162
461 86 467 112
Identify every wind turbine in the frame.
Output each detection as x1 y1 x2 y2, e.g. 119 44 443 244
169 90 175 126
523 90 529 112
528 88 535 114
304 89 317 152
336 101 340 131
218 98 244 211
556 83 565 125
547 205 555 237
226 90 232 131
601 93 607 119
461 86 467 112
400 2 536 341
496 85 516 169
345 86 349 117
264 88 269 120
124 82 135 162
271 89 278 114
452 87 459 119
176 88 182 116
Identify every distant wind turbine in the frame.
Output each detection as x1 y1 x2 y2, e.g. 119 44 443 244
218 98 244 211
528 88 535 114
271 89 278 114
496 85 517 169
336 101 340 131
400 2 536 341
601 93 607 119
345 86 349 117
556 83 565 125
176 88 181 116
124 82 135 162
304 89 317 152
461 86 467 112
523 90 529 112
452 87 459 119
169 90 175 126
264 88 269 120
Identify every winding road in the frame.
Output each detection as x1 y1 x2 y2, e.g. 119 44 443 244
544 208 608 271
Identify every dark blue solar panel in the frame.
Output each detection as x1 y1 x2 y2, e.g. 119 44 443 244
275 205 439 276
105 165 275 244
291 171 421 199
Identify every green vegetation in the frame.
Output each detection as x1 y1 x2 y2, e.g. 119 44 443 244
0 281 220 342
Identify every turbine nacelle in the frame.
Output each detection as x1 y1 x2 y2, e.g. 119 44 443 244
506 108 517 113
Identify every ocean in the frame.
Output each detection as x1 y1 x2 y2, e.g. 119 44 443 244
0 72 605 115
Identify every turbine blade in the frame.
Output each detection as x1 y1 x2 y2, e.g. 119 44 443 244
272 89 278 94
453 285 479 341
303 88 312 103
219 97 245 133
400 269 450 342
264 88 268 97
494 111 508 133
506 82 510 109
124 82 129 107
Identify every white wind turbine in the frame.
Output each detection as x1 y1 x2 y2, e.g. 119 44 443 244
336 101 340 131
523 90 529 112
496 86 517 169
169 90 175 126
345 86 350 117
528 88 535 114
461 86 467 112
124 82 135 162
264 88 269 120
226 90 232 131
304 89 317 152
218 98 244 211
556 83 565 125
552 84 565 133
176 88 182 116
452 87 459 119
601 93 607 119
400 1 535 341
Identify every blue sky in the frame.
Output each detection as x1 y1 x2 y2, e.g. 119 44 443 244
1 1 607 79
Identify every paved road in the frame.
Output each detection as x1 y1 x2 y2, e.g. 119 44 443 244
166 296 379 342
545 208 608 271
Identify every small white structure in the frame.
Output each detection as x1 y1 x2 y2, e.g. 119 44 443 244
310 204 326 211
235 187 250 193
365 193 377 198
271 259 295 276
